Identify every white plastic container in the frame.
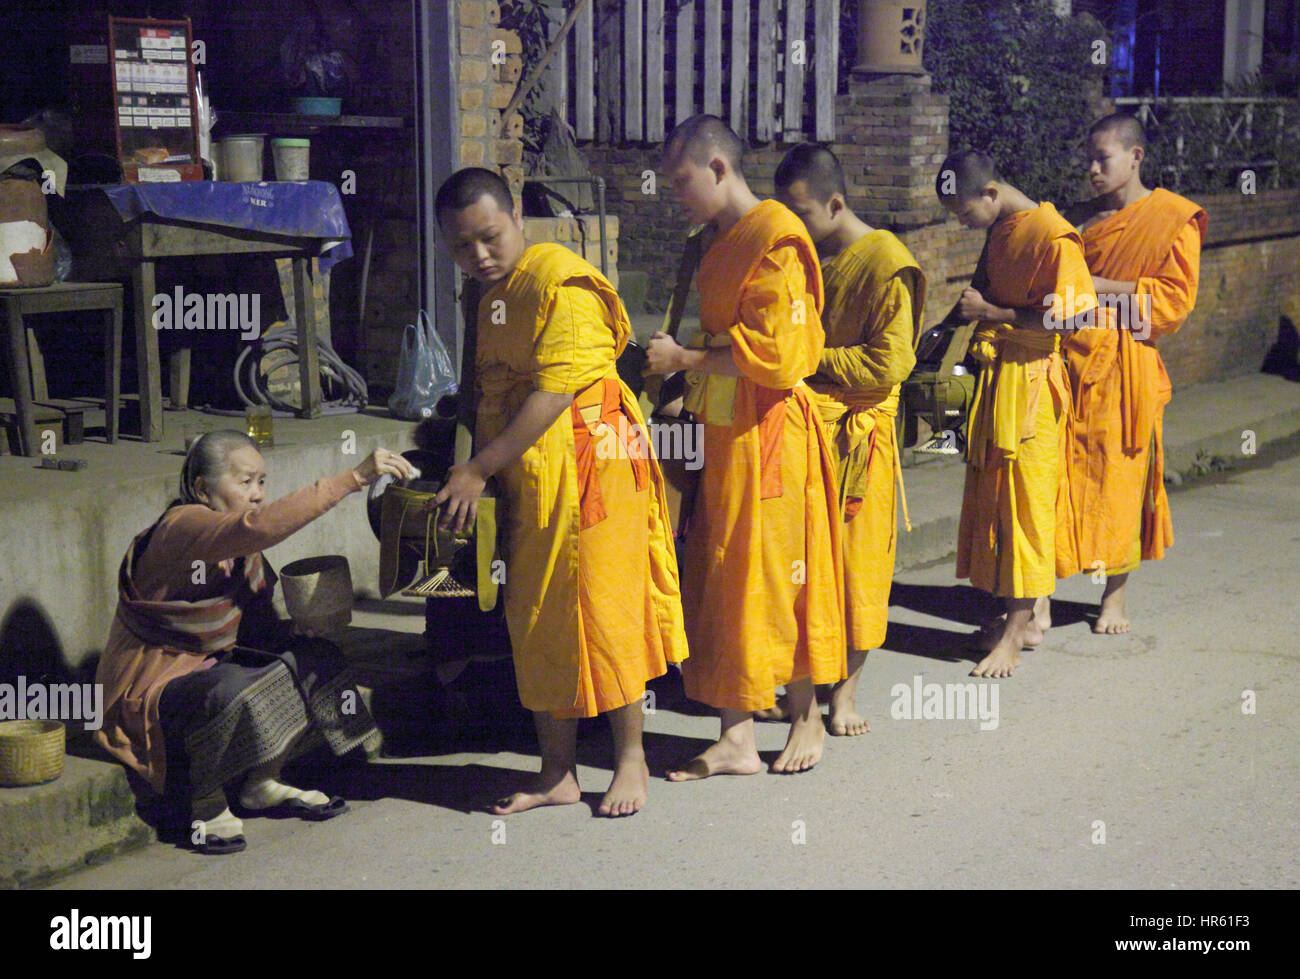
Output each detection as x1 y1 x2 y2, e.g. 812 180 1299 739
208 140 224 180
272 137 310 181
220 134 264 182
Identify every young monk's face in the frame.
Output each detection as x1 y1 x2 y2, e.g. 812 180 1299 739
197 445 266 513
941 188 999 230
775 180 838 244
665 153 725 225
440 193 527 285
1087 131 1142 196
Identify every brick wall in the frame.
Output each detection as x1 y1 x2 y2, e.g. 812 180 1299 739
577 73 1298 388
457 0 528 202
455 1 620 288
582 71 968 318
1167 189 1300 386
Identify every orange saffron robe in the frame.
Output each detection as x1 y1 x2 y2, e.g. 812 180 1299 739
807 230 925 651
958 202 1096 598
680 200 846 711
476 243 688 717
1065 188 1206 573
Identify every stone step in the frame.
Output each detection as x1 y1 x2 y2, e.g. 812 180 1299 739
0 751 152 890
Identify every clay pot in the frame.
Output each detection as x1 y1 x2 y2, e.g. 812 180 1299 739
855 1 928 75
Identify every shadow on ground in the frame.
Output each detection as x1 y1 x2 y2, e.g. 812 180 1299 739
73 584 1114 830
884 583 1098 664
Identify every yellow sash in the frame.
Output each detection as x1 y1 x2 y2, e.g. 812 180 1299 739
966 326 1060 467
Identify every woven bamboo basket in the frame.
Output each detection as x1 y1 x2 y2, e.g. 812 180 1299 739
0 719 66 786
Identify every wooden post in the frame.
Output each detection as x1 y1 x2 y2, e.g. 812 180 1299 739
597 1 621 142
168 348 190 409
624 0 643 140
814 0 839 140
784 0 807 139
292 256 322 418
575 0 595 139
647 0 665 141
730 0 751 137
4 298 38 455
675 1 696 125
704 2 722 116
755 0 777 141
104 300 122 444
546 4 569 125
132 259 163 441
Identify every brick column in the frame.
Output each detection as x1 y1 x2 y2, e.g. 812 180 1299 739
455 0 525 200
832 71 950 230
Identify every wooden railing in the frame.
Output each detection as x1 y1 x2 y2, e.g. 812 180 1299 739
1114 95 1298 190
541 0 841 144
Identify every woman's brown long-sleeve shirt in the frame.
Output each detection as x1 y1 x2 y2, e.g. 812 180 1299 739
94 470 363 792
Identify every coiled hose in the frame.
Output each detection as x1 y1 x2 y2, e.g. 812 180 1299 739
223 323 369 416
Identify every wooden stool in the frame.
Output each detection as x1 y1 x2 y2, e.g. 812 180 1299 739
0 282 123 457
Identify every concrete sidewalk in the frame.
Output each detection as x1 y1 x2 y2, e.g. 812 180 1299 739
4 370 1300 888
44 447 1300 890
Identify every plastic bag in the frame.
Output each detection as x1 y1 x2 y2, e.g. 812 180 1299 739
388 311 457 420
51 223 73 282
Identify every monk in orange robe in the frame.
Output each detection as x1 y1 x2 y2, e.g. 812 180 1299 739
645 115 845 776
936 151 1097 677
775 143 925 735
434 168 688 817
1064 114 1206 633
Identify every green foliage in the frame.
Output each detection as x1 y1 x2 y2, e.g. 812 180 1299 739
498 0 560 173
923 0 1109 205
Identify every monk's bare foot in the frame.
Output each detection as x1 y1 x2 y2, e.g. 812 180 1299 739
828 705 870 737
1094 612 1130 633
490 768 581 815
667 739 762 781
598 757 648 817
1033 595 1051 633
971 603 1033 678
975 604 1047 650
828 679 870 737
771 715 824 773
1094 574 1130 634
971 638 1021 678
753 692 790 722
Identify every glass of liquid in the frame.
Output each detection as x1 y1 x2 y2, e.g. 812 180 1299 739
245 403 275 448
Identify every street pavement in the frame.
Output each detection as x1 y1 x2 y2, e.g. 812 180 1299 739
49 450 1300 889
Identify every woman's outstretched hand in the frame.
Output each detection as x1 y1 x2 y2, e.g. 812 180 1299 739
352 447 418 486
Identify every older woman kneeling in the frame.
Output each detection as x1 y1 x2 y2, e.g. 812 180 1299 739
94 431 416 854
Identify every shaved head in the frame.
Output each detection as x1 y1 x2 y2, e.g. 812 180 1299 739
664 114 745 173
774 143 847 204
1089 113 1146 150
935 150 1000 201
435 166 515 227
434 166 525 285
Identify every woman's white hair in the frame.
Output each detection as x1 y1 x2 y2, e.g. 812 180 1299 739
179 430 259 505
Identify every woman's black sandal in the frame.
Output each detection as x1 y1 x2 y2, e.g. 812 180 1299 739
197 833 247 855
